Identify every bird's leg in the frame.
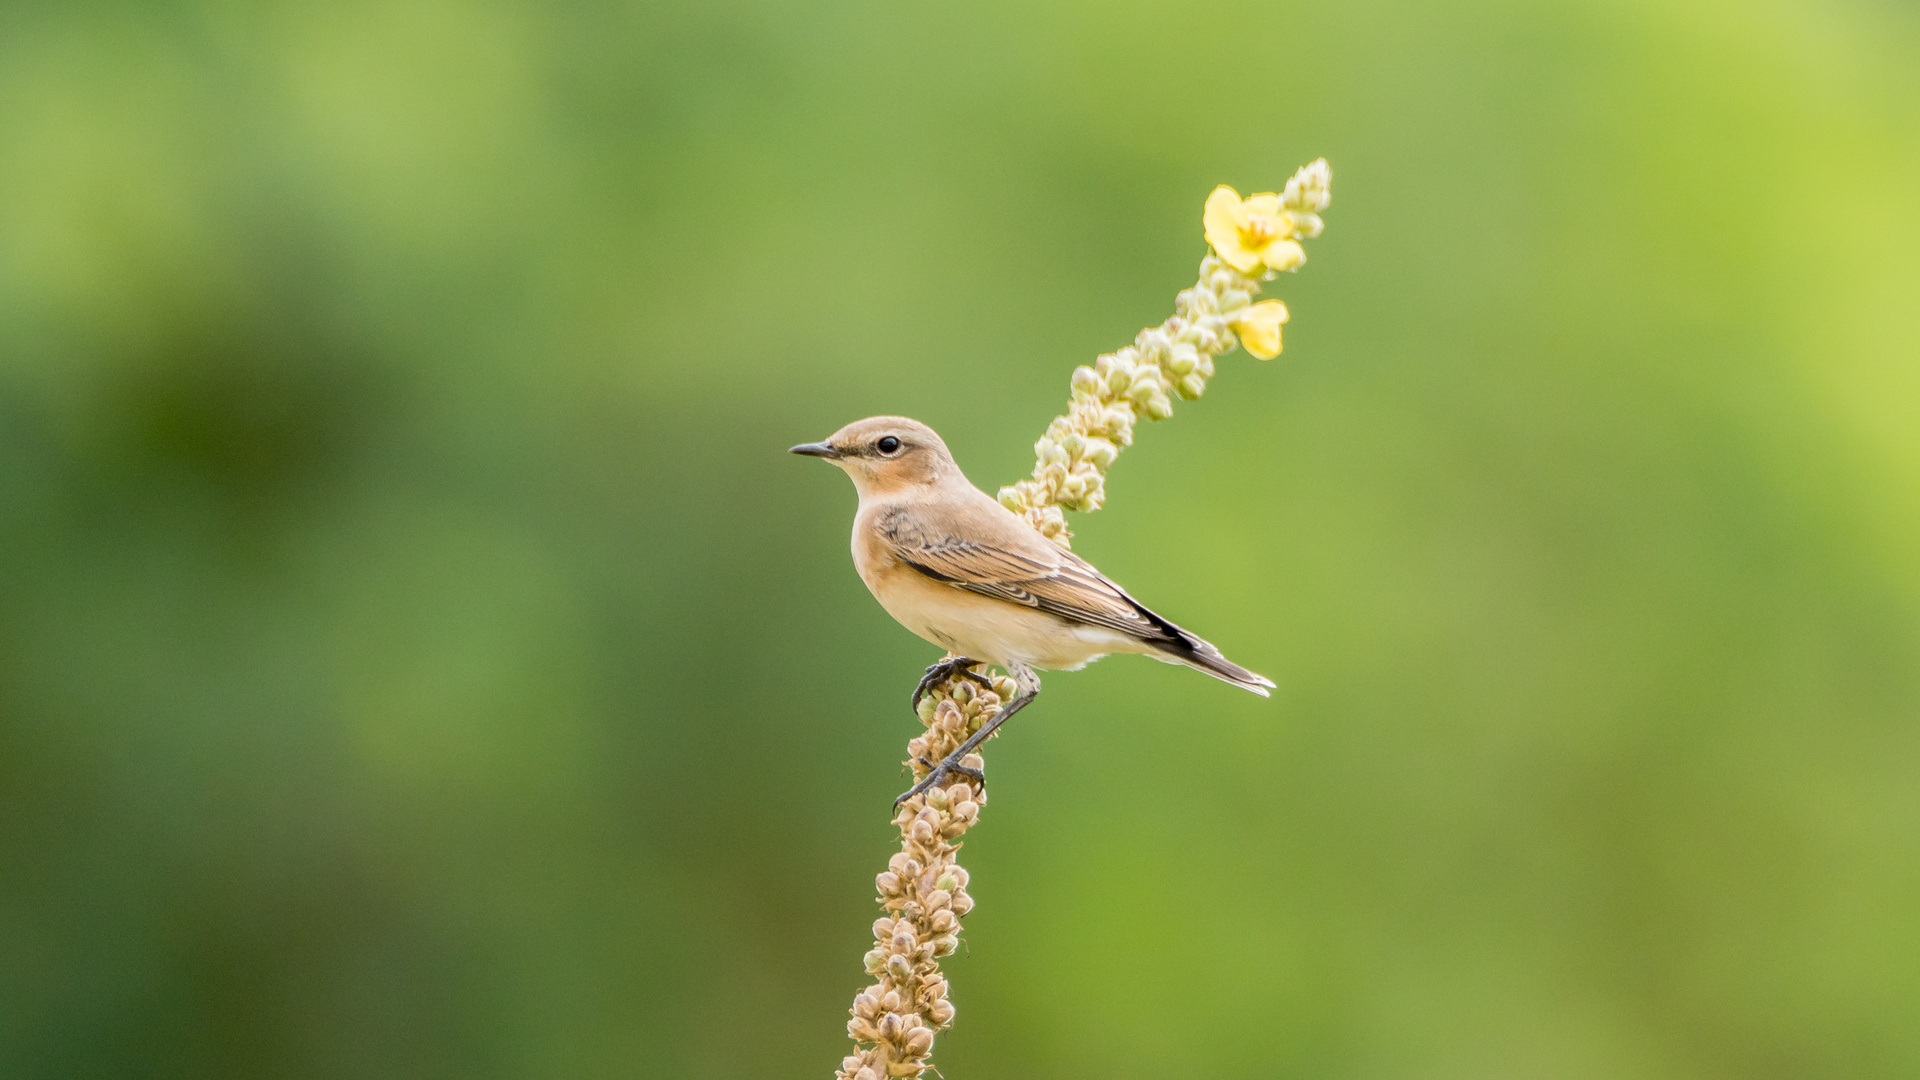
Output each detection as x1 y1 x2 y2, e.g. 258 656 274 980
896 691 1035 805
896 665 1040 806
909 655 993 714
913 758 986 787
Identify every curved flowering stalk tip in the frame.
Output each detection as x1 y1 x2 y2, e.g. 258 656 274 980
999 157 1332 548
835 159 1331 1080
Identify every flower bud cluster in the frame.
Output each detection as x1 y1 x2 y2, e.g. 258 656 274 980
1281 157 1332 238
837 666 1016 1080
998 160 1331 548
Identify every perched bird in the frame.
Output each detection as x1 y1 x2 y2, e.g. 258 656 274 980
791 416 1273 803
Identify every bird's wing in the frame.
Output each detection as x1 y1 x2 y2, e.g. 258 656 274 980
874 497 1189 649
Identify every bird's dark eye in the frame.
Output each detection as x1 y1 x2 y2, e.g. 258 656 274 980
876 436 902 454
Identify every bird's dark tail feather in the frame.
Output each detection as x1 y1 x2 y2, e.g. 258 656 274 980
1116 590 1273 697
1154 638 1275 697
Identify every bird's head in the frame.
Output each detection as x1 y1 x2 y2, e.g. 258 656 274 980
790 416 961 498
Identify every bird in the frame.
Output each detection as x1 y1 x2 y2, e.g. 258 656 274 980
791 416 1273 804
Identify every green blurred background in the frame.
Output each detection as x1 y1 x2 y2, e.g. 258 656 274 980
3 0 1917 1076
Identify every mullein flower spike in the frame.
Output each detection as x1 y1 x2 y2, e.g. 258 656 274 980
837 674 1008 1080
836 160 1330 1080
999 158 1332 546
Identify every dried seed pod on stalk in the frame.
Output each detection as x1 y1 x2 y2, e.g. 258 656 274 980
836 672 1008 1080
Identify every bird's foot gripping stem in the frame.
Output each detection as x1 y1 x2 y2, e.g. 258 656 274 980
895 752 986 807
893 678 1037 807
910 656 992 713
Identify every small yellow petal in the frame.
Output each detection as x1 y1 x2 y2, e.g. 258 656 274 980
1260 239 1306 272
1216 241 1263 273
1233 300 1288 360
1203 186 1243 248
1204 186 1264 272
1242 193 1284 219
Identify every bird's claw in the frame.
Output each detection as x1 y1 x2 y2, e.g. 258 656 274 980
909 656 993 713
894 754 986 807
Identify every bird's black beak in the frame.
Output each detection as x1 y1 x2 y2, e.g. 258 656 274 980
788 441 841 459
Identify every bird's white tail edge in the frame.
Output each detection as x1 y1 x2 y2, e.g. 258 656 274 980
1151 644 1275 697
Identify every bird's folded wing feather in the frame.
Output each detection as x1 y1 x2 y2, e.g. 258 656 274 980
877 501 1187 649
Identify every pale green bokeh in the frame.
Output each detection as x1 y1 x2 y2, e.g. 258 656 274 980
1 1 1916 1078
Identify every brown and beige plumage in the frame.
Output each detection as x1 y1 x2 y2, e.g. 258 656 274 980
793 416 1272 801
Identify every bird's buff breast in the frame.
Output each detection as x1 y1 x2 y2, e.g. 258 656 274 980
857 553 1139 672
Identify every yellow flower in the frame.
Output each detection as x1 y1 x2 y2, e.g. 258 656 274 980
1204 186 1306 274
1232 300 1288 360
